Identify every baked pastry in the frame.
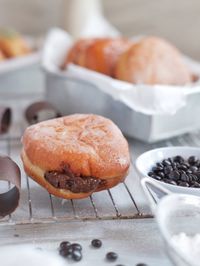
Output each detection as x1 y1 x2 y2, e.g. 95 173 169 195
0 50 4 61
63 38 131 77
21 114 130 199
0 29 31 58
115 36 192 85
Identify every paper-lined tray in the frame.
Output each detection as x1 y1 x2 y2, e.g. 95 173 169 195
43 28 200 142
0 36 43 95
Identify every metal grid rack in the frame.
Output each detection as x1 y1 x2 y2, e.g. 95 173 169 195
0 93 200 226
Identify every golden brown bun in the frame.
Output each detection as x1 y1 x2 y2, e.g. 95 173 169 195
0 30 31 58
63 38 132 77
115 36 192 85
0 50 4 61
21 114 130 199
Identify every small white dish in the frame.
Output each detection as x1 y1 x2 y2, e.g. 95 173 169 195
135 146 200 195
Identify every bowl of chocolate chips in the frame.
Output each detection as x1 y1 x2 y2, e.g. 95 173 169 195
136 147 200 195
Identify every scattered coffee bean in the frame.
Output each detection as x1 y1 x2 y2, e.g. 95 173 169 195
59 247 73 258
59 241 71 250
71 243 82 251
72 250 82 262
106 252 118 261
91 239 102 248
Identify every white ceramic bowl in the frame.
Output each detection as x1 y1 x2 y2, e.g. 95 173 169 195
136 146 200 195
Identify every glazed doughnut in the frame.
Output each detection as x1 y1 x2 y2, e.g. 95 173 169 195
115 36 192 85
63 38 132 77
21 114 130 199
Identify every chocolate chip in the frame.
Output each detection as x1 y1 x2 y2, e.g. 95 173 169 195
72 250 82 261
106 252 118 261
91 239 102 248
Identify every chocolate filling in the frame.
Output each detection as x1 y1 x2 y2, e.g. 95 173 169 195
44 169 101 193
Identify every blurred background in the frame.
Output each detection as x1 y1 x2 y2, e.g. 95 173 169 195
0 0 199 59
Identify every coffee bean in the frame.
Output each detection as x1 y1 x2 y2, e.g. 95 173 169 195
71 243 82 251
156 162 163 168
148 172 154 177
59 247 73 257
162 159 171 166
164 166 173 175
91 239 102 248
196 172 200 178
190 166 198 173
136 264 148 266
59 241 71 250
180 173 189 182
189 174 198 182
168 171 180 181
191 182 200 188
188 156 198 165
179 164 188 171
174 156 184 164
151 175 162 181
163 179 177 185
186 169 193 174
72 250 82 261
106 252 118 261
157 171 165 179
178 181 189 187
152 166 159 173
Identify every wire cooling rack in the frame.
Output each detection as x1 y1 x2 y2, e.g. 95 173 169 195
0 92 200 225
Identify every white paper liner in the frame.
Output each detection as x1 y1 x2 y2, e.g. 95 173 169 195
42 28 200 115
